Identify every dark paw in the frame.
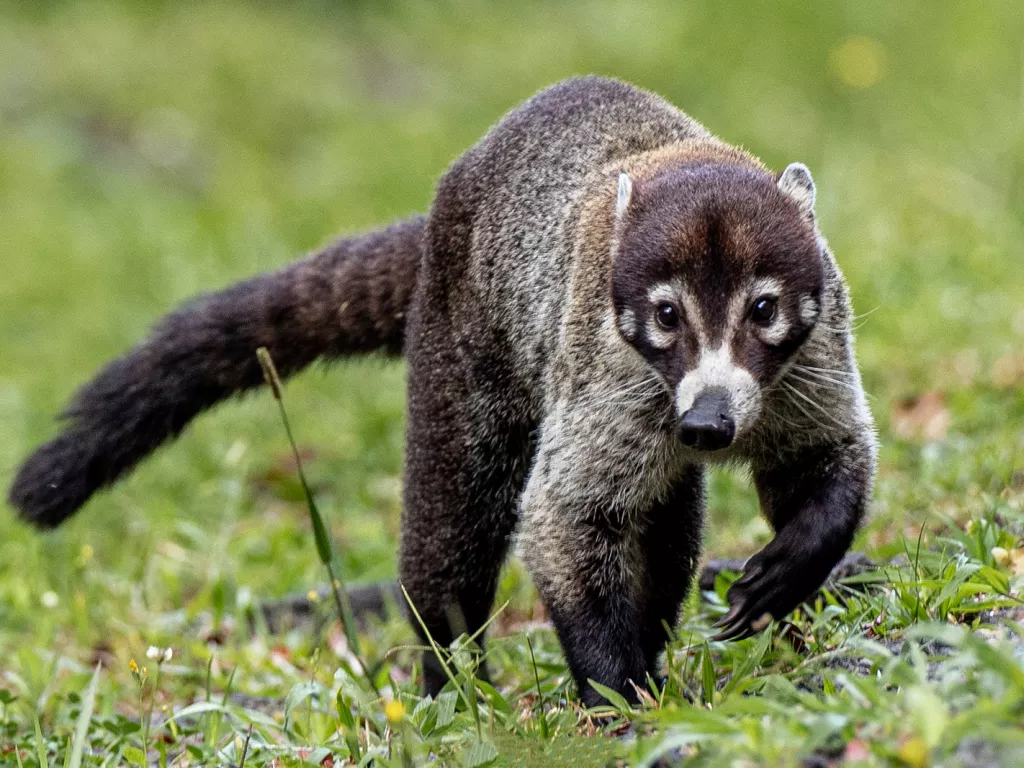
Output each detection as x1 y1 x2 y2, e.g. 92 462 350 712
710 551 792 641
710 539 853 642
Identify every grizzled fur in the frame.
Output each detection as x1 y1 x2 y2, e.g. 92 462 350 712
9 77 876 706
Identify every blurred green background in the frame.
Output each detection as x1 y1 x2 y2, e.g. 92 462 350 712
0 0 1022 665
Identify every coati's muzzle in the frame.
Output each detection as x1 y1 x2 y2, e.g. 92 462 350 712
677 387 735 451
674 347 762 451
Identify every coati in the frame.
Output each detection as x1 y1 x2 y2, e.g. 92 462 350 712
8 76 876 706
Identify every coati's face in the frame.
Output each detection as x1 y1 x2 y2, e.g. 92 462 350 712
611 161 824 452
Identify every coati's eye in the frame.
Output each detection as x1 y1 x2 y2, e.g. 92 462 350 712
750 297 777 326
655 302 680 330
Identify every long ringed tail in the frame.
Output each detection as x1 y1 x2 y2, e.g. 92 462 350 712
8 215 425 528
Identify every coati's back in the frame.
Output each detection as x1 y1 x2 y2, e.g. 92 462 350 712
448 77 710 388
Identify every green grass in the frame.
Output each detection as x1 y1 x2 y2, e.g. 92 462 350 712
1 1 1023 765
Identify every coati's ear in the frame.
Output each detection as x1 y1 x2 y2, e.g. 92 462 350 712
777 162 816 218
615 172 633 218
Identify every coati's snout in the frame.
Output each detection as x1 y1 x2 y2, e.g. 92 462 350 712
677 387 735 450
673 347 761 447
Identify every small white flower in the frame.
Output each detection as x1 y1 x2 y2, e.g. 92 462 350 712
146 646 174 664
41 591 59 609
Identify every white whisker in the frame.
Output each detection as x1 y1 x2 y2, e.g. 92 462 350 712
777 385 830 432
851 306 879 322
575 376 665 412
793 364 858 379
762 401 805 431
815 313 875 335
781 380 851 431
789 369 860 394
791 366 875 402
814 324 852 334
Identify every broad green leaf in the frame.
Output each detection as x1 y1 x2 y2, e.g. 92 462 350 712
161 701 280 731
906 685 948 748
724 624 773 694
122 746 147 766
435 690 458 728
822 675 838 696
474 680 513 717
977 566 1010 594
463 740 498 767
335 689 361 760
586 680 633 715
284 680 324 732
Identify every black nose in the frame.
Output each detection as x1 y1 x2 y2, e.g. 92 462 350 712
678 388 735 451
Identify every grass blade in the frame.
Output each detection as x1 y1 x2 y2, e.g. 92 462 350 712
257 347 377 695
34 718 49 768
701 642 716 706
67 664 101 768
526 635 548 738
585 680 632 715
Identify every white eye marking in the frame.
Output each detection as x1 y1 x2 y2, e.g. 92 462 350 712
798 295 820 324
646 316 677 349
617 307 638 340
646 282 681 307
644 281 712 348
759 318 790 346
749 278 785 305
644 282 684 349
675 345 761 436
616 172 633 218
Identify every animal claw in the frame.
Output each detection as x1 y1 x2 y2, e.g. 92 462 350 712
710 617 753 642
712 602 743 628
732 566 762 588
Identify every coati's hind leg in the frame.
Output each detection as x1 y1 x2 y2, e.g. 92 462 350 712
398 167 539 696
400 337 534 696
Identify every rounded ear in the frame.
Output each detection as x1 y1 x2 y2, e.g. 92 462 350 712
777 162 816 218
615 172 633 218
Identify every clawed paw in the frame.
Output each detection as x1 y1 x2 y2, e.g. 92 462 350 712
709 551 806 642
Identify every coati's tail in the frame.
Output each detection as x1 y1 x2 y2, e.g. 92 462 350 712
9 216 425 528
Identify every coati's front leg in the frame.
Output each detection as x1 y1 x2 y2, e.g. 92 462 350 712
713 437 874 640
518 406 701 706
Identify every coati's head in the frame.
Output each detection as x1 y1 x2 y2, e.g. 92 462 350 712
611 159 824 452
